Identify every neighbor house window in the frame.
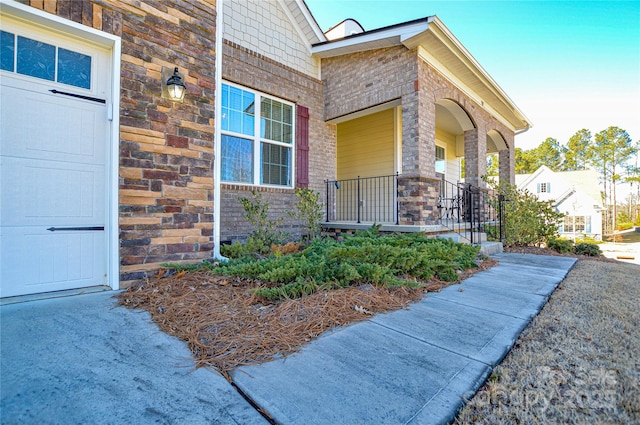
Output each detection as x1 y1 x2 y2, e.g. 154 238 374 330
564 215 586 233
221 82 294 187
537 182 551 193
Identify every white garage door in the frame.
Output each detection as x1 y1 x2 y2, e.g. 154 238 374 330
0 20 112 298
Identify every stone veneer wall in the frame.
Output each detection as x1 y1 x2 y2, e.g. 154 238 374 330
220 40 335 242
26 0 218 286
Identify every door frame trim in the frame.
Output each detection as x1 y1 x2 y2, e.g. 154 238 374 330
1 0 122 291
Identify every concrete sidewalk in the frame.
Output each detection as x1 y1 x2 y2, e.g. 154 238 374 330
231 253 577 425
1 253 576 425
0 291 268 425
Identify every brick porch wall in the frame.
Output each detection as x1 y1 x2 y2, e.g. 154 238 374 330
220 40 335 242
27 0 218 286
321 46 516 225
419 60 516 188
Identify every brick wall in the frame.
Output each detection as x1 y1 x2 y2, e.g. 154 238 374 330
418 59 516 187
26 0 218 286
321 46 417 121
220 40 335 242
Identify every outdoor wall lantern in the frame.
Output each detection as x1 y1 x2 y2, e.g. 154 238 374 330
162 66 186 102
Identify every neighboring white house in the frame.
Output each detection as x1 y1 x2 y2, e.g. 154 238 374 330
515 165 604 240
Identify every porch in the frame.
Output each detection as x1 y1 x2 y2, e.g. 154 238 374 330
322 173 506 248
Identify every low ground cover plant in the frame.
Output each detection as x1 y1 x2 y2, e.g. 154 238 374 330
547 237 602 257
547 237 574 254
194 229 481 300
574 242 602 256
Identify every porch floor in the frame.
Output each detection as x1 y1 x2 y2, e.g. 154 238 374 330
321 221 451 234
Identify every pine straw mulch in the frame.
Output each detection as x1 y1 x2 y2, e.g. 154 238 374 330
116 258 496 378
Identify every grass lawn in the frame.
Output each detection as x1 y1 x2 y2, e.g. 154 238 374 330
455 258 640 424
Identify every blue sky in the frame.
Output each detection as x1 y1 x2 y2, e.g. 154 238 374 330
305 0 640 151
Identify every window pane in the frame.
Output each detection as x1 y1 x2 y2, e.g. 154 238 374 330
17 36 55 81
283 104 292 124
261 98 271 119
227 110 242 133
221 84 254 136
57 47 91 89
1 31 15 72
222 135 253 183
435 146 446 173
283 123 292 143
261 143 290 186
261 97 292 144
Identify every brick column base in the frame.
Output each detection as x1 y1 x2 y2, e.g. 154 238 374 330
397 176 441 225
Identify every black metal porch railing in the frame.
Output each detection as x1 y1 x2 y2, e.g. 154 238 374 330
325 174 399 224
437 179 506 244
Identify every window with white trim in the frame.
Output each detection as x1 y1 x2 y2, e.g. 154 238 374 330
435 145 445 174
221 82 294 187
564 215 587 233
0 30 92 89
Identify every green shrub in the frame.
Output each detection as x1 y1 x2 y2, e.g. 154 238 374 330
616 222 634 231
206 231 481 300
238 191 287 247
547 237 574 254
488 182 564 247
574 243 602 257
575 236 603 245
287 188 324 242
220 237 268 259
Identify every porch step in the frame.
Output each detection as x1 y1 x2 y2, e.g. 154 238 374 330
436 232 487 244
479 241 503 256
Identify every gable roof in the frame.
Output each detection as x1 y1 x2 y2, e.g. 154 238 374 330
310 15 531 132
282 0 326 45
516 166 603 208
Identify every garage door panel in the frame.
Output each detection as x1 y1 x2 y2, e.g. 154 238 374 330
0 84 106 164
0 227 105 298
1 157 104 226
0 19 111 298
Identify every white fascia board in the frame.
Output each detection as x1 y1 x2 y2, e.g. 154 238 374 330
0 0 119 47
519 165 551 189
311 20 430 58
417 46 517 132
293 0 326 43
278 0 313 51
327 99 402 124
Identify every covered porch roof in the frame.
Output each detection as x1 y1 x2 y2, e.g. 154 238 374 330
311 16 532 133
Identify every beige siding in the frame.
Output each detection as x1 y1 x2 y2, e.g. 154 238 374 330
334 109 396 223
223 0 319 77
337 109 395 180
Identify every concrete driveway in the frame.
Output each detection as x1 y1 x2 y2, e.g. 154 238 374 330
1 252 577 425
0 291 267 425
